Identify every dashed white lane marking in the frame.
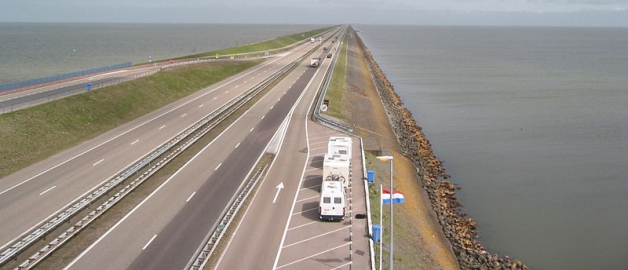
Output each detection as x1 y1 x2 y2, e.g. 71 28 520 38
181 114 187 118
131 139 140 145
215 163 222 170
199 104 204 108
186 192 196 202
93 159 104 166
142 235 157 250
39 186 57 196
235 143 240 149
159 125 166 129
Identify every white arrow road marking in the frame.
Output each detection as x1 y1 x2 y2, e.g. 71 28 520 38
273 182 284 204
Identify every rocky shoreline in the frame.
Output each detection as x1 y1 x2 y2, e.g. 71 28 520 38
354 31 528 270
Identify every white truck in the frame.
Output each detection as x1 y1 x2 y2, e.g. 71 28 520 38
323 154 350 189
319 181 346 221
310 57 321 68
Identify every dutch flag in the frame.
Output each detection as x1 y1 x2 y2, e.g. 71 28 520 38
382 189 405 204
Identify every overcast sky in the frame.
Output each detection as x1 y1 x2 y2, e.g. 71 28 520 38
1 0 627 26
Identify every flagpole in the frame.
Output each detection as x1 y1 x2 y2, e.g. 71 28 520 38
377 155 395 270
389 158 394 270
379 184 382 270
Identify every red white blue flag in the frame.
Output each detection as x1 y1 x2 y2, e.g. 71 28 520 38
382 189 405 204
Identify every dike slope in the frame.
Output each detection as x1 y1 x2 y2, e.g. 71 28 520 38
348 27 529 270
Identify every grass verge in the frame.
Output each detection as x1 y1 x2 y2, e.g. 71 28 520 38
324 34 349 120
0 60 260 178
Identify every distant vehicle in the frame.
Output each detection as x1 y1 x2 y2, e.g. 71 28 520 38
327 53 332 58
332 40 335 43
319 181 346 221
323 47 328 50
310 57 321 67
310 38 315 43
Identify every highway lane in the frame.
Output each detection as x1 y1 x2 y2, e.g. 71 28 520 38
0 40 320 251
62 43 327 269
214 35 355 270
214 58 327 270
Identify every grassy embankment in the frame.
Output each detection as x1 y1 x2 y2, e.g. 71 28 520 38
324 28 459 269
0 27 331 179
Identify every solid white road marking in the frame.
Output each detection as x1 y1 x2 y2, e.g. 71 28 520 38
39 186 56 196
276 243 351 269
142 235 157 250
282 226 349 248
287 221 317 231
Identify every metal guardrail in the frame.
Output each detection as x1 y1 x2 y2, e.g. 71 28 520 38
3 57 300 270
0 62 133 92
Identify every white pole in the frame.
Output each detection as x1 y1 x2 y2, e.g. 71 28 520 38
390 159 394 270
379 184 383 270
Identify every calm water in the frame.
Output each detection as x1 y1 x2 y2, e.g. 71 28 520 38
358 25 628 269
0 23 320 85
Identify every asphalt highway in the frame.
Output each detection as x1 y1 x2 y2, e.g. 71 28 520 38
215 28 370 270
0 38 319 253
60 30 345 269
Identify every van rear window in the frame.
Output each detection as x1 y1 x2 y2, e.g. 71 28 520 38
323 197 331 203
334 197 342 204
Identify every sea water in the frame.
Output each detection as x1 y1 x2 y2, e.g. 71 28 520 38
358 25 628 270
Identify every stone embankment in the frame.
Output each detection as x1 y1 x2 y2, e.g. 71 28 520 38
354 33 529 270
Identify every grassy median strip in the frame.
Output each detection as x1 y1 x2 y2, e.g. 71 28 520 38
324 34 349 120
0 60 260 178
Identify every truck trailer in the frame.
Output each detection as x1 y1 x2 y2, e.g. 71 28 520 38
310 57 321 68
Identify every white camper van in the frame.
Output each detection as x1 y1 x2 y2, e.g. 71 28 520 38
328 137 352 160
319 181 346 221
323 154 350 189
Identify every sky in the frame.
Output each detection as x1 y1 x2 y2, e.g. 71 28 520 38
1 0 627 27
